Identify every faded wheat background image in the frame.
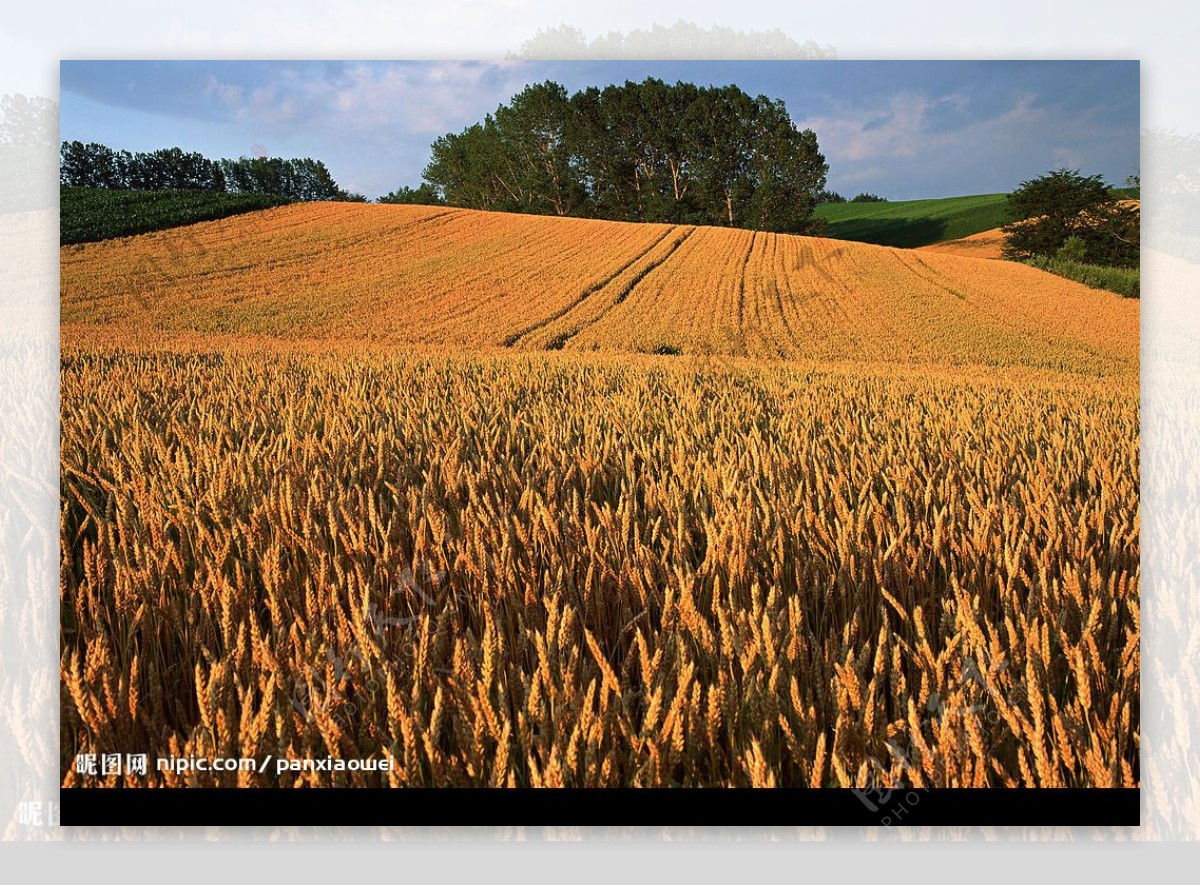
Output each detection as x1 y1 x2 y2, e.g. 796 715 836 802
0 4 1198 882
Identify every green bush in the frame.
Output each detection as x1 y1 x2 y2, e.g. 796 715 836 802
1055 235 1087 263
1027 255 1139 299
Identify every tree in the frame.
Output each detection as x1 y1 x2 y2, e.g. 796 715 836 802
494 81 584 216
849 192 886 202
289 158 343 201
60 141 125 188
425 122 510 211
689 84 755 227
1074 201 1140 267
743 96 827 233
814 189 846 204
378 183 445 205
567 85 638 220
1001 168 1139 267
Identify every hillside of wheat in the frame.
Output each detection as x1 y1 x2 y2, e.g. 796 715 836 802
61 203 1137 374
59 203 1139 791
918 227 1007 261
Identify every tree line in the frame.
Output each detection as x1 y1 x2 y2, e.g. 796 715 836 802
59 141 360 201
413 79 830 234
815 190 888 204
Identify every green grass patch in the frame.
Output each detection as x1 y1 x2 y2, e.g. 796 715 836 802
1026 256 1140 299
61 187 291 245
814 187 1140 249
813 193 1009 247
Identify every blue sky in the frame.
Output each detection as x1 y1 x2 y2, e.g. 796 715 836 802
59 60 1139 201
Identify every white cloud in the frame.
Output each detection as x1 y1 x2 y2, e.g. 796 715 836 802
793 89 1054 194
202 61 531 136
203 74 243 108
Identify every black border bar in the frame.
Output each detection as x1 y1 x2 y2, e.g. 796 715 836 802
60 787 1139 827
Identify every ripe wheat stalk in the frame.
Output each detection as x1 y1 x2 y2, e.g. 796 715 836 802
59 342 1139 789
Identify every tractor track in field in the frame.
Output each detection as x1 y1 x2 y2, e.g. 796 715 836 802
502 226 679 348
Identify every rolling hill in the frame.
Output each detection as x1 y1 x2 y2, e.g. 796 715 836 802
814 188 1139 249
60 202 1138 374
813 193 1010 248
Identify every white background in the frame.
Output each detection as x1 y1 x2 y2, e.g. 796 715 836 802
2 0 1198 881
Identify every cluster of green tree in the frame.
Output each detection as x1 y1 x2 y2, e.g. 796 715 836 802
815 190 889 204
59 141 359 201
378 183 445 205
813 189 846 204
1001 169 1139 269
414 79 829 234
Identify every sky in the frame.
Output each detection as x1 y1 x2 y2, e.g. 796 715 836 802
59 60 1140 201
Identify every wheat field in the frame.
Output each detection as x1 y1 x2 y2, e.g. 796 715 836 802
60 348 1138 788
917 227 1007 261
61 203 1137 373
60 205 1139 789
